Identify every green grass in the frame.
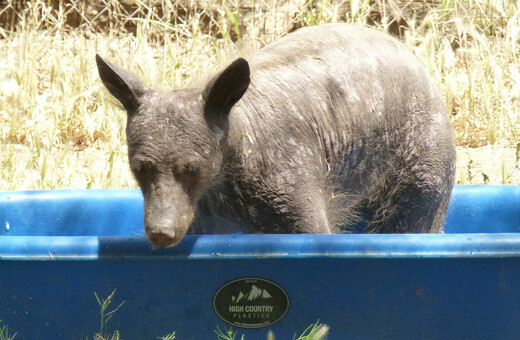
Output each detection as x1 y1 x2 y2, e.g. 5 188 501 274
87 290 328 340
214 320 329 340
0 321 17 340
93 290 126 340
1 0 519 188
293 321 329 340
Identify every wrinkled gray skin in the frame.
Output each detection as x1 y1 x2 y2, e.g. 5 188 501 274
96 24 456 247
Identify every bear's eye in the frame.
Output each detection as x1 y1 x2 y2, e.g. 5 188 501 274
176 163 200 178
131 160 156 178
184 163 200 176
174 163 201 195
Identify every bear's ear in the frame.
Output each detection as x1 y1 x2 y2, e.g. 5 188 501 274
202 58 250 118
96 54 148 113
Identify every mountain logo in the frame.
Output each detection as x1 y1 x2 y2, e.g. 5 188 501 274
214 278 289 329
232 284 272 303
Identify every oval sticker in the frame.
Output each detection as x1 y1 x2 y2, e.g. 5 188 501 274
214 278 289 328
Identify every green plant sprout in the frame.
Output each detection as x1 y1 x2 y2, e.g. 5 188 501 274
157 332 176 340
215 325 245 340
93 289 126 340
213 320 329 340
0 321 17 340
294 320 329 340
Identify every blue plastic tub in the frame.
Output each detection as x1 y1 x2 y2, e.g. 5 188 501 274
1 185 520 339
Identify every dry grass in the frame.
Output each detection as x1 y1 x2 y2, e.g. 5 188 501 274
0 0 519 190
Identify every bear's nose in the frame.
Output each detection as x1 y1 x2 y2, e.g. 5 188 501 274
145 226 179 248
